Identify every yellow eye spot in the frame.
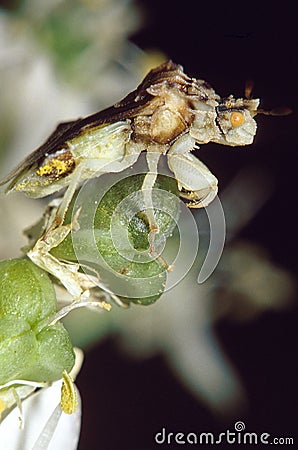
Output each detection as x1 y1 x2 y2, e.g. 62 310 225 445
230 111 244 127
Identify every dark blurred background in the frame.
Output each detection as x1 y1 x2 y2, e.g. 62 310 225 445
132 0 297 267
0 1 297 448
78 1 297 449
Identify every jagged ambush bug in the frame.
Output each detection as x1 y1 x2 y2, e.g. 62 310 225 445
1 60 287 220
0 61 290 303
0 61 262 223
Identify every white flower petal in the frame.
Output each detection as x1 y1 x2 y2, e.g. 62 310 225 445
0 381 81 450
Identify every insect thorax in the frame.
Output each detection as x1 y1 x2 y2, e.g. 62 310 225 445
131 91 190 146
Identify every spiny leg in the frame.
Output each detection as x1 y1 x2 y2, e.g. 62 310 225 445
167 134 218 208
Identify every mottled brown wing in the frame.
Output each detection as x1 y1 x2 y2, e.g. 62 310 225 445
0 61 183 188
0 89 153 188
0 120 80 186
63 61 184 132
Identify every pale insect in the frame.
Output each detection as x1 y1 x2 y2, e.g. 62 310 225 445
0 61 271 302
0 61 261 220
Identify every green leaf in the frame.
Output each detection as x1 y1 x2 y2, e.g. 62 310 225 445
0 258 57 325
0 259 75 384
50 174 180 305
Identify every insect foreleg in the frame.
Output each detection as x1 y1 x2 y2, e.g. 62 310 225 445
167 133 218 208
167 133 196 156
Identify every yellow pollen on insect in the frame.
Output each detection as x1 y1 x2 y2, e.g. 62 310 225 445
101 301 112 311
230 111 244 127
37 159 70 177
15 180 40 191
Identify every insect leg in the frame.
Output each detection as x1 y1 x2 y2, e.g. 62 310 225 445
45 165 83 234
167 134 218 208
141 152 172 269
167 133 196 156
142 151 161 233
28 223 84 299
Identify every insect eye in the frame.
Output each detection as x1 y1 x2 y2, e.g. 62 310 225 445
230 111 245 127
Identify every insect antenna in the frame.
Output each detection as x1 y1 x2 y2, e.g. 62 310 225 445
244 79 292 116
244 79 254 99
257 106 292 116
